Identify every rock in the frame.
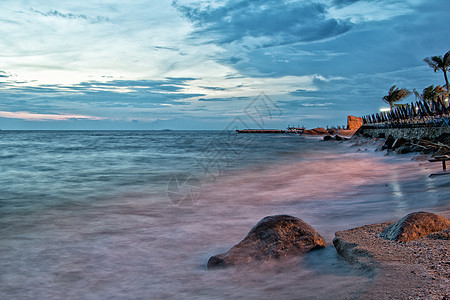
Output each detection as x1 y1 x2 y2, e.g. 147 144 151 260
303 127 329 135
334 135 345 141
207 215 326 269
435 146 450 156
327 128 337 135
395 144 412 154
409 145 423 152
382 135 396 150
323 135 333 141
333 221 450 298
313 127 329 135
392 138 408 149
347 115 363 130
380 212 450 242
434 133 450 145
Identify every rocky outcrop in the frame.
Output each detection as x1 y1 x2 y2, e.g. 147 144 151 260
323 135 348 142
347 115 363 130
207 215 326 269
303 127 329 135
380 212 450 242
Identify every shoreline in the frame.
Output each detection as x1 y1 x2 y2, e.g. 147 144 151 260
333 213 450 299
205 134 450 298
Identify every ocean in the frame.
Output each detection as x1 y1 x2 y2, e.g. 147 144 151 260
0 130 449 299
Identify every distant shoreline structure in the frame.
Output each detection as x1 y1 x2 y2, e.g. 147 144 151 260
236 129 287 134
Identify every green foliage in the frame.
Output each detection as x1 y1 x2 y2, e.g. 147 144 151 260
424 50 450 94
382 85 412 108
414 85 447 102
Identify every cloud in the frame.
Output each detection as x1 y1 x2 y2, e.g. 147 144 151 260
30 8 110 23
0 78 206 113
0 0 447 130
0 111 106 121
0 70 10 78
198 96 248 102
173 0 353 47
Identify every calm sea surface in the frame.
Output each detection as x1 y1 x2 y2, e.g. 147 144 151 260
1 130 449 299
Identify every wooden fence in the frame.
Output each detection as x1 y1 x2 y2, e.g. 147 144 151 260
362 96 449 128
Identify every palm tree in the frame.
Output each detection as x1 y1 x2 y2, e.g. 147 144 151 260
423 85 446 102
414 85 447 102
424 51 450 95
382 85 412 108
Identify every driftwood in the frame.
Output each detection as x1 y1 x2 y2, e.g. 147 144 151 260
410 140 450 155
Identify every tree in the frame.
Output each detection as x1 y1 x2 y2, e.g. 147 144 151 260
424 50 450 95
382 85 412 108
414 85 447 102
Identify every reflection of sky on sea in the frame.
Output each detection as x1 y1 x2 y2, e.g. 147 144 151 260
390 177 407 211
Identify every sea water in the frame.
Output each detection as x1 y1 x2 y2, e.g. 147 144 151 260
0 130 449 299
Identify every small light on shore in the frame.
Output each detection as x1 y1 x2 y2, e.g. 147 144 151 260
380 108 391 112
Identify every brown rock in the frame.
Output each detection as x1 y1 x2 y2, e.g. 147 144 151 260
327 128 337 135
207 215 326 268
303 127 329 135
380 212 450 242
347 115 363 130
333 220 450 299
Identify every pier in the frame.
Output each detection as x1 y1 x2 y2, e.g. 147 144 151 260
286 126 305 134
236 129 286 133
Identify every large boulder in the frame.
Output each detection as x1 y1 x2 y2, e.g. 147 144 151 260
347 115 363 130
380 212 450 242
207 215 326 268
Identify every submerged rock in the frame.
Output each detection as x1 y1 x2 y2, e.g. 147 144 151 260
380 212 450 242
207 215 326 269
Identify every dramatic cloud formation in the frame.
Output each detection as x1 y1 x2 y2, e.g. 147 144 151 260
0 0 448 129
174 0 353 47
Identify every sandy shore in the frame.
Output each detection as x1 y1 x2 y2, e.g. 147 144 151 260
333 211 450 299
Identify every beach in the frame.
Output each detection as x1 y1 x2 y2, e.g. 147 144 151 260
334 217 449 299
0 130 449 299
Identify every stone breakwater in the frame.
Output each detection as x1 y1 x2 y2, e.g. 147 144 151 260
340 126 450 155
357 125 450 140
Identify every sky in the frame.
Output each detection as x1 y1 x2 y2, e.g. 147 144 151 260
0 0 448 130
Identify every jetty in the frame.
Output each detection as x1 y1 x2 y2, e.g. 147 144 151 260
236 129 286 133
286 126 305 134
